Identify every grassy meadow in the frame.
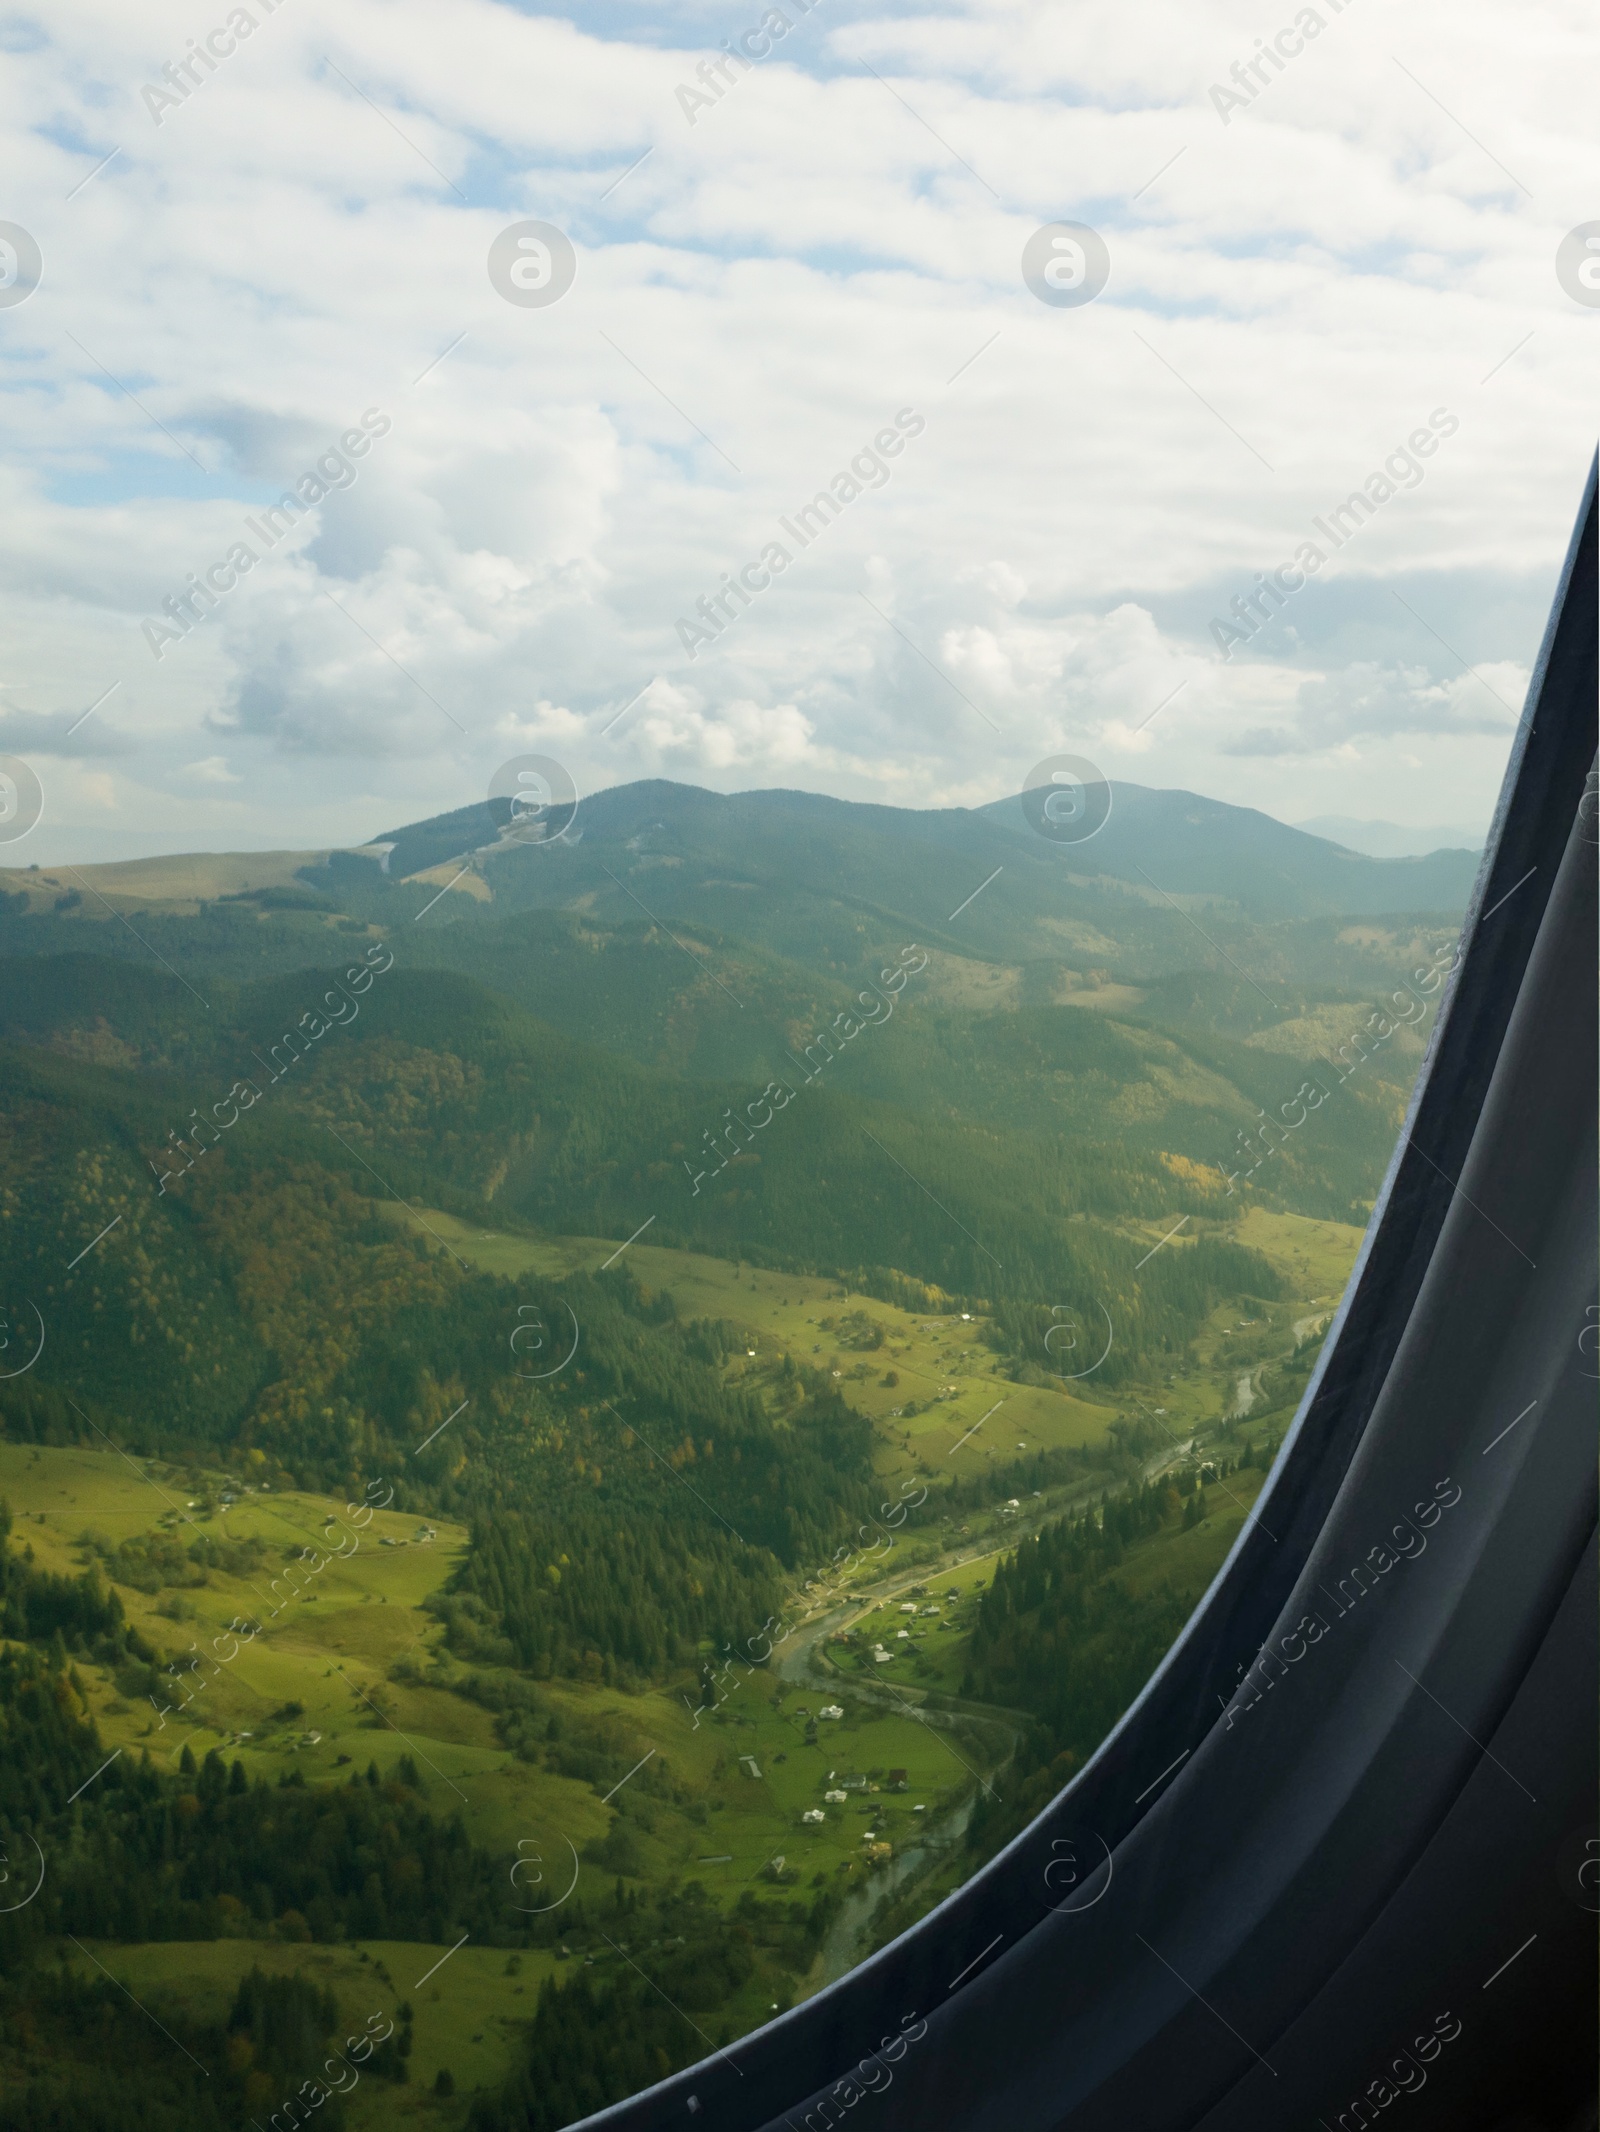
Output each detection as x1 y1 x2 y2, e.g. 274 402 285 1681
2 1210 1357 2117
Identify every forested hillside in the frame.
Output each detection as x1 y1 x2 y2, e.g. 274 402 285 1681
0 776 1463 2129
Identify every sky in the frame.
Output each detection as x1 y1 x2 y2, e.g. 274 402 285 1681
0 0 1596 863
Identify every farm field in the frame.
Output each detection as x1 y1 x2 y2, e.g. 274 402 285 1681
0 1181 1355 1807
0 1188 1360 2121
0 848 331 912
0 1441 631 1935
390 1202 1119 1469
56 1936 555 2123
384 1204 1360 1498
0 1385 1278 2109
0 1438 995 1905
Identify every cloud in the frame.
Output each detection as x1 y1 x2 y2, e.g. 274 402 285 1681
629 690 819 775
1221 658 1527 756
0 0 1586 850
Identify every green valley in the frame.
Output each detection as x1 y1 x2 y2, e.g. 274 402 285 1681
0 777 1455 2128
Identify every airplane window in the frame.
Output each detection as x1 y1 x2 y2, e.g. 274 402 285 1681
0 14 1591 2132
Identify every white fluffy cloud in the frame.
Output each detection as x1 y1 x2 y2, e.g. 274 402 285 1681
0 0 1594 859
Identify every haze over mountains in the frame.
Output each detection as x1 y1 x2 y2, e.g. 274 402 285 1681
1293 814 1488 859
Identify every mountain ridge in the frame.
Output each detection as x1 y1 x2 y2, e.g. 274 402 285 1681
2 778 1481 925
359 776 1480 923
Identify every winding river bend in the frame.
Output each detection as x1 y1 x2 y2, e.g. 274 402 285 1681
772 1561 1017 1993
806 1787 980 1990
